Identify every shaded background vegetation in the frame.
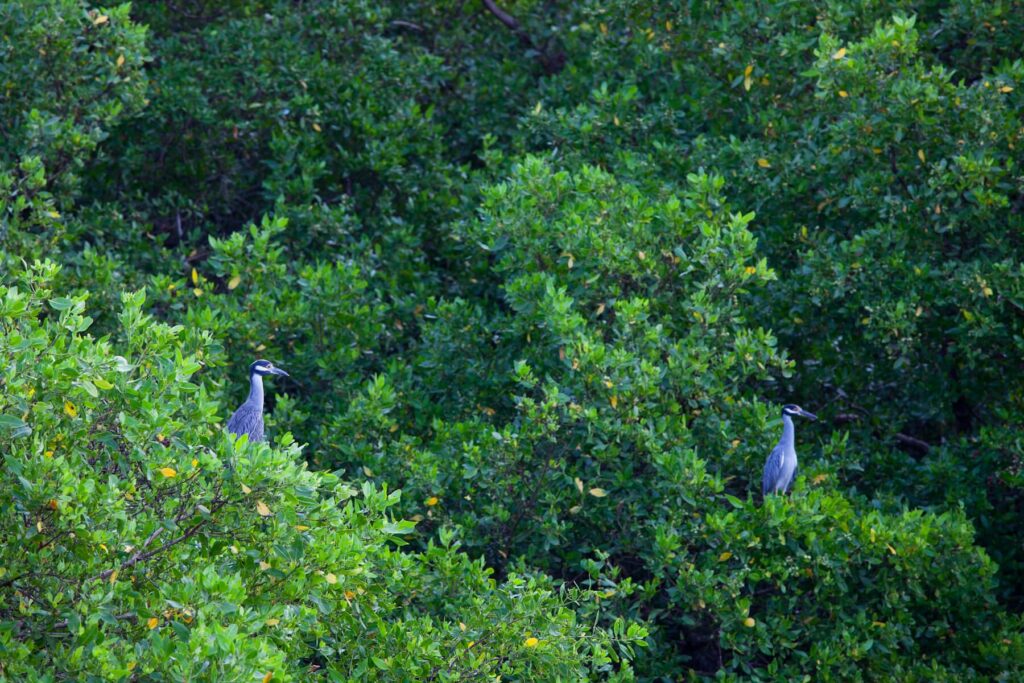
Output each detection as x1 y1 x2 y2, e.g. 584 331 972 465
2 0 1023 680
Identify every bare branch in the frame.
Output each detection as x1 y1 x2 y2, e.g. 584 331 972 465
895 433 931 454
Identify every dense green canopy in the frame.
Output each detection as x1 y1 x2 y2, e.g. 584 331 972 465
1 1 1022 680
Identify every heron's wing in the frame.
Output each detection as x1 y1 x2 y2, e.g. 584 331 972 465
226 403 264 442
762 443 785 495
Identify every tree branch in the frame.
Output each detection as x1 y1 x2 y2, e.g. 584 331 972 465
895 432 931 454
91 499 228 582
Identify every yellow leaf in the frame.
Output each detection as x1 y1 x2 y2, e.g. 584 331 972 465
745 266 757 275
812 473 828 484
613 115 621 126
533 101 542 115
147 617 158 629
574 477 584 493
744 617 756 628
637 250 646 260
838 90 848 98
158 467 176 478
64 401 77 418
44 450 54 459
832 47 847 60
524 637 540 648
459 621 467 632
241 483 252 495
887 544 897 555
47 499 58 511
109 570 118 585
743 74 753 92
757 158 771 168
191 268 198 285
99 543 108 553
603 379 613 389
982 285 993 297
256 500 272 517
294 525 310 531
116 54 125 67
259 561 271 570
426 496 439 507
872 147 883 154
609 395 618 409
192 288 203 297
37 520 43 532
599 23 608 35
718 551 733 562
588 487 608 498
917 149 926 163
872 621 886 628
325 573 338 584
228 275 241 290
362 465 374 477
344 590 356 601
93 14 109 25
312 122 322 132
265 618 280 626
263 672 273 683
999 86 1013 93
191 458 198 467
744 64 753 77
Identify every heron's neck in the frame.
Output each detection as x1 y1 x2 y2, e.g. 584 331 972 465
247 372 264 407
780 414 795 448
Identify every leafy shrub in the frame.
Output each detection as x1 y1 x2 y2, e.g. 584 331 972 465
0 264 644 680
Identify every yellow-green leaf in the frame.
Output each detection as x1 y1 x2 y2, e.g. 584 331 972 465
832 47 847 60
718 551 732 562
757 158 771 168
228 275 241 290
588 487 608 498
94 378 114 390
256 500 272 517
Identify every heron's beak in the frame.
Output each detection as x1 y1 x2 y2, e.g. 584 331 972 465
800 409 817 421
271 367 289 377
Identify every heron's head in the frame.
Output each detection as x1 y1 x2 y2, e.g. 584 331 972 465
249 359 289 378
782 404 816 421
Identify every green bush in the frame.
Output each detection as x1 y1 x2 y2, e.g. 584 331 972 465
3 0 1024 679
0 264 645 680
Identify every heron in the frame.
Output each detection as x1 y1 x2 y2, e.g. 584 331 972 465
226 359 289 443
762 404 817 496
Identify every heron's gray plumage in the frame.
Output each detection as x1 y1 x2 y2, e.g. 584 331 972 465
227 360 288 443
762 404 816 496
